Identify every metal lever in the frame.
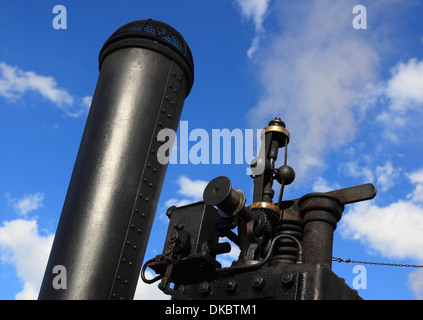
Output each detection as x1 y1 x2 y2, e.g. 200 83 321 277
325 183 377 205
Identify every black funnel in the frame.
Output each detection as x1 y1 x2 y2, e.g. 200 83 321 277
38 19 194 300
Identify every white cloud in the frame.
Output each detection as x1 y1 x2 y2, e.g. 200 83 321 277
407 168 423 203
340 200 423 261
339 161 375 184
340 169 423 299
235 0 271 58
159 175 208 221
312 177 340 193
339 161 401 192
0 62 89 118
81 95 92 109
216 241 240 268
374 58 423 141
0 62 73 105
236 0 269 32
176 175 208 201
247 0 380 181
165 198 191 208
247 36 261 59
385 58 423 112
0 219 54 299
408 269 423 300
6 193 44 216
375 162 400 192
133 272 169 300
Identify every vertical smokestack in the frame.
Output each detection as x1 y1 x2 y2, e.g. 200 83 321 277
38 19 194 300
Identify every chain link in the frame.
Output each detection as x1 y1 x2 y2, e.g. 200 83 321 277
332 257 423 268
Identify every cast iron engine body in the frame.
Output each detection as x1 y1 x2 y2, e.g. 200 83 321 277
143 118 376 300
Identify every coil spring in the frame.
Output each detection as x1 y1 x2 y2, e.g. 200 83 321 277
271 223 303 264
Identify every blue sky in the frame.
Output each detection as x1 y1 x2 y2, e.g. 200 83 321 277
1 0 423 300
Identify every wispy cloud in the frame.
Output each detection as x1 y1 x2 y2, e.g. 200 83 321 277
176 175 208 200
6 192 44 216
246 0 382 181
240 1 422 298
312 177 340 193
235 0 271 58
163 175 208 210
236 0 269 32
0 62 90 118
374 58 423 142
339 161 401 192
375 162 400 192
0 62 74 105
407 168 423 203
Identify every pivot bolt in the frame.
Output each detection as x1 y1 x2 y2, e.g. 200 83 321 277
281 272 295 287
225 280 238 294
251 275 265 291
199 282 211 296
169 231 178 242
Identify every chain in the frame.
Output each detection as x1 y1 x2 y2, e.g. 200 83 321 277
332 257 423 268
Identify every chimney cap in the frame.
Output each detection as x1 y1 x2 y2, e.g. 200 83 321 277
99 19 194 93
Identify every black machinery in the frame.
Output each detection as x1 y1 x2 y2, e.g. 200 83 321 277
142 117 377 300
38 18 376 300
